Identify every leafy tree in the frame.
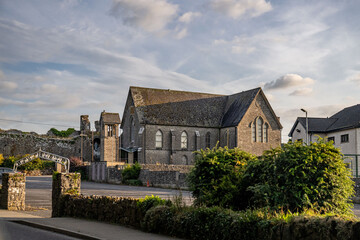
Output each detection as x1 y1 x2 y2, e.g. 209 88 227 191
50 128 76 137
187 146 257 210
243 139 354 214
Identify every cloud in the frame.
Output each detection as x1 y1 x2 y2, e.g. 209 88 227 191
213 36 256 54
41 84 58 93
178 12 202 24
348 73 360 85
0 70 17 91
289 88 313 96
109 0 178 32
263 74 315 90
211 0 272 19
175 28 187 39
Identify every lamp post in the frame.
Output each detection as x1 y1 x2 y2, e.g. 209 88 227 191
301 108 308 145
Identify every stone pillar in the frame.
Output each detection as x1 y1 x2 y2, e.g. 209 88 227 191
0 173 26 210
52 173 81 217
55 163 62 173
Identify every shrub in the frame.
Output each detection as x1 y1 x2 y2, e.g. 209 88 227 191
122 162 141 184
0 154 4 165
243 139 354 214
137 195 172 214
187 146 257 209
50 128 76 137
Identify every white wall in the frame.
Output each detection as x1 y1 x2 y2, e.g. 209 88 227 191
327 129 357 155
291 122 307 142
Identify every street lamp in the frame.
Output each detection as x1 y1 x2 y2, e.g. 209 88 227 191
301 108 308 145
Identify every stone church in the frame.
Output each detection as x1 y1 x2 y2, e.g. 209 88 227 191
121 86 282 165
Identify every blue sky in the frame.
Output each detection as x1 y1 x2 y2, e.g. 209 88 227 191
1 0 360 141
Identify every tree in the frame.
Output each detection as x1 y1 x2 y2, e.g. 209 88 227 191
243 139 354 214
187 146 257 210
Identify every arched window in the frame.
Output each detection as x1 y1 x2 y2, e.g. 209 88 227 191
181 131 188 149
257 117 263 142
205 132 211 148
155 130 163 149
251 122 256 142
264 123 269 143
130 117 135 142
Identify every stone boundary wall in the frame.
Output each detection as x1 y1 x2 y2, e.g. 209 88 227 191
102 165 189 189
52 172 81 217
0 132 92 161
140 164 193 173
0 173 25 210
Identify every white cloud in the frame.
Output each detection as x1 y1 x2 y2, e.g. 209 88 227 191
263 74 315 90
211 0 272 19
178 12 202 24
348 73 360 85
289 88 313 96
109 0 178 32
41 84 58 93
0 70 17 91
175 28 188 39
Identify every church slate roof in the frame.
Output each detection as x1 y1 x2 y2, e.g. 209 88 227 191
288 104 360 136
130 86 264 128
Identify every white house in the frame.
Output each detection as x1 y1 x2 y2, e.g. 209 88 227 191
289 104 360 177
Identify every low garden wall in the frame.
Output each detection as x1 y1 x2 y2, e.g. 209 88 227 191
56 194 360 240
94 164 190 189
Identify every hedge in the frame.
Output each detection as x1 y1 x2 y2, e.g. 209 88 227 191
57 194 360 240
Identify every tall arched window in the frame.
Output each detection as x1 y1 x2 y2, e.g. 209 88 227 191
264 123 269 143
155 130 163 149
251 122 256 142
205 132 211 148
181 131 188 149
130 117 134 142
257 117 263 142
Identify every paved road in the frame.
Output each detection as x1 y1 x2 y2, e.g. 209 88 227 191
26 176 192 211
0 220 78 240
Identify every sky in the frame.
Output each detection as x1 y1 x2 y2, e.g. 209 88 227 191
1 0 360 142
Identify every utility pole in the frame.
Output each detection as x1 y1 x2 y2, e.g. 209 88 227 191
301 108 308 145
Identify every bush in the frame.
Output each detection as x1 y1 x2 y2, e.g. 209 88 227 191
50 128 76 137
243 139 354 214
122 162 141 184
0 155 54 171
187 146 257 209
137 195 172 214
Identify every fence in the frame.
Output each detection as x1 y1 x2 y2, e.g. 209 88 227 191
344 154 360 177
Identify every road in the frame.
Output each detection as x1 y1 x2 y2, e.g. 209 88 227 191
0 220 78 240
25 176 192 211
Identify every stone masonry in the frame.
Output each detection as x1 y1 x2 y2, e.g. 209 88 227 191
0 173 26 210
52 172 81 217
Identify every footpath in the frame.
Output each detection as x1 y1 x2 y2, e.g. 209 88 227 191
0 209 180 240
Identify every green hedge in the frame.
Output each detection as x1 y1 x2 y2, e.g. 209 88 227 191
57 194 359 240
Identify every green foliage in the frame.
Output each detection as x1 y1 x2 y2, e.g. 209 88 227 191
122 162 141 184
141 205 355 240
187 146 257 209
0 154 4 165
137 195 172 214
50 128 76 137
0 155 54 171
1 156 20 168
243 139 354 214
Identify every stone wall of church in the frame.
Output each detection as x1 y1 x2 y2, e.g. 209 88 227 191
237 94 281 156
143 125 219 165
